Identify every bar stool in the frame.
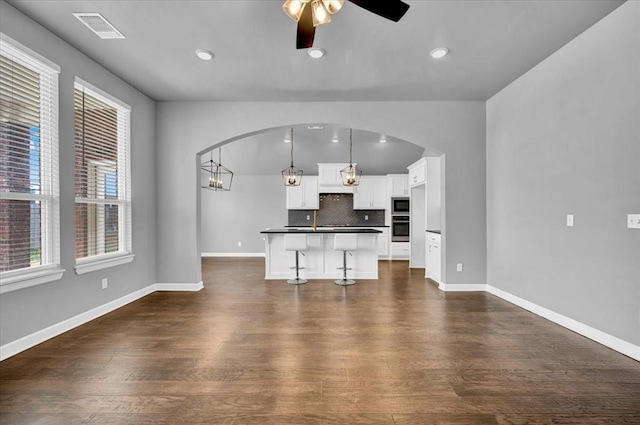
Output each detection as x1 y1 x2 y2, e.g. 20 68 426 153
334 233 358 286
283 234 308 285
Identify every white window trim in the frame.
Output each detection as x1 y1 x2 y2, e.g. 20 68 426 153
0 33 63 294
0 33 61 73
74 253 134 275
0 265 65 294
73 78 132 274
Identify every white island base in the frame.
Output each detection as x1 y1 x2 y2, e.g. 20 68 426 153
262 232 379 280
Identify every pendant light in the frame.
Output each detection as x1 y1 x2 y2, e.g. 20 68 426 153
340 128 362 186
282 128 303 186
201 147 233 191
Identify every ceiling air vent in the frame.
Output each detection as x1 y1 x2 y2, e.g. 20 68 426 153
72 13 126 39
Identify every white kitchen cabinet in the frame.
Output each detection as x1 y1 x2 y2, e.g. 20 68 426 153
407 157 426 188
390 242 410 259
388 174 409 197
286 176 319 210
376 227 389 258
353 176 386 209
318 163 350 186
426 231 441 283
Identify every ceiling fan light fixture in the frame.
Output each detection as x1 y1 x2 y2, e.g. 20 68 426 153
282 0 309 22
430 47 449 59
321 0 344 14
311 0 332 26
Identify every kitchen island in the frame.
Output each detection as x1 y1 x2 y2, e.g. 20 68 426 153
260 228 382 280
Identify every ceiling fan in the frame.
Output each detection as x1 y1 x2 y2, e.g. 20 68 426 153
282 0 411 49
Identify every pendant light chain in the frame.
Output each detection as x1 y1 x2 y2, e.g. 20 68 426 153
349 128 353 164
290 128 294 167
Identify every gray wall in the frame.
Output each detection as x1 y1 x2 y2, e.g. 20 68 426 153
487 1 640 345
156 101 486 287
0 2 157 346
201 175 286 254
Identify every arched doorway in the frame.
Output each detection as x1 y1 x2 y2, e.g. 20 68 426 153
196 123 444 287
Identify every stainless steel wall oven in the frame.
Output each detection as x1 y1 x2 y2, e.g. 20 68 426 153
391 215 410 242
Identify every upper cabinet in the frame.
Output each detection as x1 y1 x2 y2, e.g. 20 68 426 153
387 174 409 197
286 176 319 210
318 163 355 193
353 176 386 209
407 157 426 188
318 163 349 186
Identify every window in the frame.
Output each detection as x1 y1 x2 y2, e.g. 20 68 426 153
74 78 132 274
0 34 63 294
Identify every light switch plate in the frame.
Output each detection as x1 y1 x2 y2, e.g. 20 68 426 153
628 214 640 229
566 214 574 227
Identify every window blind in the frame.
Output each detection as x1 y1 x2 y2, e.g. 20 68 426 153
0 36 60 274
74 80 131 261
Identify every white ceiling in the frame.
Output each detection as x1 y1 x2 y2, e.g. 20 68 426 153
7 0 625 102
6 0 625 176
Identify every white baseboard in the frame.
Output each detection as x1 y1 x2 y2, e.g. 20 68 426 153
201 253 265 258
486 285 640 362
3 278 637 363
438 282 486 292
0 284 154 361
155 281 204 291
0 282 203 361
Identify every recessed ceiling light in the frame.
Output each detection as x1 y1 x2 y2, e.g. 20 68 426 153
331 138 339 143
430 47 449 59
379 137 387 144
284 138 291 143
307 47 326 59
195 49 214 61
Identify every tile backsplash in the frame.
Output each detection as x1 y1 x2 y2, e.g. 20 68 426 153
288 193 385 227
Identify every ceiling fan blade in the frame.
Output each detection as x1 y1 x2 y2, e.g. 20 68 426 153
347 0 410 22
296 4 315 49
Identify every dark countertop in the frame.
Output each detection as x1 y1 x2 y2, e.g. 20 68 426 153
285 225 389 228
262 228 383 234
426 230 441 234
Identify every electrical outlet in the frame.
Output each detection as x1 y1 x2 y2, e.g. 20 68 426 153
101 278 108 289
365 215 369 221
456 263 463 272
306 215 310 220
627 214 640 229
238 241 242 247
566 214 574 227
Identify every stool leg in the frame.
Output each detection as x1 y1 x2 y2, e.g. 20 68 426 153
342 251 347 280
287 251 308 285
334 250 355 286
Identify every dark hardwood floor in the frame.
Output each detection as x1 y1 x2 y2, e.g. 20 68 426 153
1 258 639 424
